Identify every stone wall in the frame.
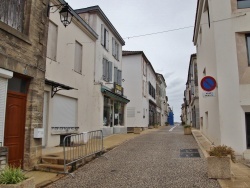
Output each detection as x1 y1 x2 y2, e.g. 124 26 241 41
0 0 49 170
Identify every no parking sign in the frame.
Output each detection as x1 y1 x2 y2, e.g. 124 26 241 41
200 76 217 97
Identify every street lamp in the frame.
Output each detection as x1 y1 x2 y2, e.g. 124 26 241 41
59 4 73 27
48 3 73 27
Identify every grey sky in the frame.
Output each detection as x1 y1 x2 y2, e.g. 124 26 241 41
67 0 197 121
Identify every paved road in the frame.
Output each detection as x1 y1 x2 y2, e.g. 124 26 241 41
47 126 220 188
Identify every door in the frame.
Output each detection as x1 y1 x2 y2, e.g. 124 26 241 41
245 113 250 149
4 91 26 167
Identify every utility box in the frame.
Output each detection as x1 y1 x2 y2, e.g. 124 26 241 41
34 128 44 138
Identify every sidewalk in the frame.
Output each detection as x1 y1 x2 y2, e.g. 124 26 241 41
192 129 250 188
25 127 161 187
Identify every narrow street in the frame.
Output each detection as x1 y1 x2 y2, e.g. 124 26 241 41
47 126 220 188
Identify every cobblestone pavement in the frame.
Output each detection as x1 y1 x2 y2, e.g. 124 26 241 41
46 126 220 188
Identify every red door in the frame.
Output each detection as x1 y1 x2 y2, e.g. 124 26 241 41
4 91 26 167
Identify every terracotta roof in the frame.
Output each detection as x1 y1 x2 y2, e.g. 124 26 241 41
75 6 125 46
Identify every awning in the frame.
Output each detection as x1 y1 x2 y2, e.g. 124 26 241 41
45 79 77 98
101 87 130 104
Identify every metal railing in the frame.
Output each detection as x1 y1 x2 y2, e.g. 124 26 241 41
63 130 103 173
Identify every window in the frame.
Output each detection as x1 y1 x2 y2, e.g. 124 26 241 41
74 41 82 73
117 70 122 85
143 60 147 76
101 24 109 50
112 38 119 60
204 0 210 28
237 0 250 9
148 81 155 99
0 0 25 32
114 67 122 85
246 35 250 66
47 21 58 61
103 59 112 82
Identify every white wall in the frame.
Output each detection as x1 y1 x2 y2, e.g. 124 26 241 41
195 0 250 155
45 10 97 147
123 54 148 127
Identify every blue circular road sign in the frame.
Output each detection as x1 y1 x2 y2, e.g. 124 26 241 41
200 76 217 91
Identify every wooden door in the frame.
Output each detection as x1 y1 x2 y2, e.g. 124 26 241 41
4 91 26 167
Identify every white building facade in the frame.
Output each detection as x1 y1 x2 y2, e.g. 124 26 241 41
123 51 160 129
44 0 98 147
75 6 129 136
194 0 250 158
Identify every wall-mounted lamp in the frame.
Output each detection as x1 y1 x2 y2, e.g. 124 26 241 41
48 3 73 27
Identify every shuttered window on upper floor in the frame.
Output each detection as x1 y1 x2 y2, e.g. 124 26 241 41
47 21 58 61
101 24 109 50
112 38 119 60
74 41 83 74
237 0 250 9
0 0 25 32
103 59 112 82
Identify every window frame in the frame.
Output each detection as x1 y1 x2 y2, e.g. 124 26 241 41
237 0 250 9
74 41 83 74
246 34 250 66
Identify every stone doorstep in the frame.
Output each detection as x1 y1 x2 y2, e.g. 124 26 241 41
35 164 71 173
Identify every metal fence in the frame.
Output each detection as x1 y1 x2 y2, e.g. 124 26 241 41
63 130 103 173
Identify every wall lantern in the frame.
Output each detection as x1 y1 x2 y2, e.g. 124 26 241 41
48 3 73 27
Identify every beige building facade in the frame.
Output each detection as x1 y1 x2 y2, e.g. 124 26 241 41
194 0 250 158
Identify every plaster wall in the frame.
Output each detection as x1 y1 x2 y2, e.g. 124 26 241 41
123 55 148 127
45 10 97 147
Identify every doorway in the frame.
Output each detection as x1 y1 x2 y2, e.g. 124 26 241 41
4 74 29 167
245 113 250 149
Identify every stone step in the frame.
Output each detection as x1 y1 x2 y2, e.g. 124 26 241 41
36 164 71 173
42 156 65 165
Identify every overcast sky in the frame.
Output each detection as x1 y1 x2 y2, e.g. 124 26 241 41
67 0 197 121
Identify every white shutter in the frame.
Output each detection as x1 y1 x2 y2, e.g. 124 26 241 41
52 95 77 128
118 70 122 85
74 41 82 73
47 21 58 61
116 43 119 60
0 78 8 145
101 24 104 45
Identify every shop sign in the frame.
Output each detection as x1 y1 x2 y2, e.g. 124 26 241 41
114 83 123 96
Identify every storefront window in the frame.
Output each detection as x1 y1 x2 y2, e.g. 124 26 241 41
103 97 113 127
114 101 124 126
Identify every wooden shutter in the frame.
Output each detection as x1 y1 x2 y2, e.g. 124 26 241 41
74 41 82 73
101 24 104 45
108 61 112 82
116 43 119 60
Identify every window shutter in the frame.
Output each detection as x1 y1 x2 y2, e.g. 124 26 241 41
52 95 77 128
108 61 112 82
47 21 58 61
102 59 106 80
116 43 119 60
114 67 117 83
112 38 115 56
106 30 109 51
74 41 82 73
119 70 122 85
101 24 104 45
